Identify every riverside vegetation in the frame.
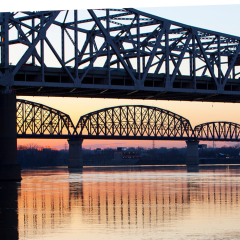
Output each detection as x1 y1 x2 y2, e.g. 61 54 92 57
17 144 240 168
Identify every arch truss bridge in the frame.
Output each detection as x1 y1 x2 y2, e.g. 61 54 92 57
16 99 240 142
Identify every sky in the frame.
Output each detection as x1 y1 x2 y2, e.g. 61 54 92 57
4 1 240 150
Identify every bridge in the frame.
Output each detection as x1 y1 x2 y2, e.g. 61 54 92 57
16 99 240 168
16 99 240 141
1 8 240 179
1 9 240 102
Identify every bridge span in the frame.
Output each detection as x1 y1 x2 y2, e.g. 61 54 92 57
16 99 240 142
15 99 240 168
1 8 240 179
1 9 240 102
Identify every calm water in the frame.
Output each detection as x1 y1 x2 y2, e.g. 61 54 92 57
1 166 240 240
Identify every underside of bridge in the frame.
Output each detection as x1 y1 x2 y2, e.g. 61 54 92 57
8 66 240 103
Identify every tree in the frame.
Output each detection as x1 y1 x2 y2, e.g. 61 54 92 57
26 143 38 150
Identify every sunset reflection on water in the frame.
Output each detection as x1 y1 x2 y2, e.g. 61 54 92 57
16 166 240 240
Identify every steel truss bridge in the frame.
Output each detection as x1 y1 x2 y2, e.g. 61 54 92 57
1 9 240 102
17 99 240 142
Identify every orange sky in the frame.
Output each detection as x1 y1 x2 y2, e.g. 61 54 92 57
17 96 240 150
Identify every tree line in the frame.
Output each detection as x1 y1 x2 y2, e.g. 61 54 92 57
17 144 240 168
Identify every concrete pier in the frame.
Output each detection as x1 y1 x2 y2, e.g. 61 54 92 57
186 140 199 172
0 92 21 181
68 138 84 168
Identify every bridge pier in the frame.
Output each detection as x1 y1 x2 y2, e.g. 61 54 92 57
68 138 83 168
186 140 199 172
0 92 21 181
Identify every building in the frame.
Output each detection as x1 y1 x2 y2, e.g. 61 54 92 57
113 147 141 161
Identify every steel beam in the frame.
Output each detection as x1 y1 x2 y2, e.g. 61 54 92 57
1 9 240 101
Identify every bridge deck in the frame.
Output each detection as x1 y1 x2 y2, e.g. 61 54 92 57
16 134 240 141
8 66 240 103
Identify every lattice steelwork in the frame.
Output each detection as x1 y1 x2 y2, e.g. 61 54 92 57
16 99 74 138
1 9 240 102
194 122 240 141
75 105 193 140
15 100 240 141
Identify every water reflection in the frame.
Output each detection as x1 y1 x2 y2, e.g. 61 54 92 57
0 181 19 240
69 169 192 227
187 165 199 172
18 169 70 240
17 167 240 240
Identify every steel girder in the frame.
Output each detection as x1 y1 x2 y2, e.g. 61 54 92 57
194 122 240 141
16 99 74 138
1 9 240 101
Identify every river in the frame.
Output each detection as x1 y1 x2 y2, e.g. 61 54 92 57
1 165 240 240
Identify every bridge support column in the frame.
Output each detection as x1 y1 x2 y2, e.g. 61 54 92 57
186 140 199 172
0 182 19 239
0 92 21 180
68 138 83 168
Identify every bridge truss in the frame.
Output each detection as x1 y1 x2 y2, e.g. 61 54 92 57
16 99 240 142
194 122 240 141
1 9 240 102
16 99 74 138
75 105 193 140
